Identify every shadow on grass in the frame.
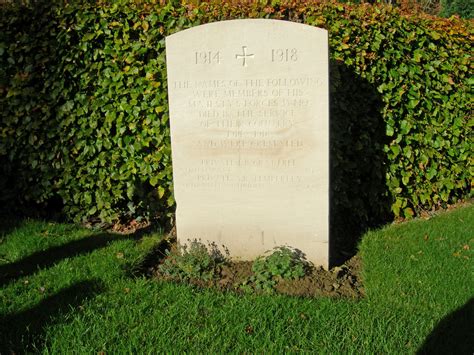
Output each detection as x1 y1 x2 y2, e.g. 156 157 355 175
417 298 474 355
0 232 142 287
127 237 174 278
0 279 103 353
0 217 20 239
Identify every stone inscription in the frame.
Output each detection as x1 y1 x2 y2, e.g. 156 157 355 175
172 76 325 192
166 19 329 267
194 48 299 66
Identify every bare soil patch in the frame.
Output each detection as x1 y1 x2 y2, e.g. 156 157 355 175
145 240 364 299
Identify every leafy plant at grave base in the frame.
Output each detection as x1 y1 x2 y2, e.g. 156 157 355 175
0 0 471 225
158 240 227 281
243 246 310 293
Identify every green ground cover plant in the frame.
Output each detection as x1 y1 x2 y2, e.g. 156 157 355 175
1 0 472 225
155 242 362 297
0 204 472 353
247 246 310 293
158 240 227 281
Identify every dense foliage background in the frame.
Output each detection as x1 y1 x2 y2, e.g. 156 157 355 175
338 0 473 18
0 0 472 231
439 0 473 18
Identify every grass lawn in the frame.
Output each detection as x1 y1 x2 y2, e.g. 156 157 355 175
0 205 472 353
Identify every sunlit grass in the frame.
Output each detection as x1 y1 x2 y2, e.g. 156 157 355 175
0 204 472 353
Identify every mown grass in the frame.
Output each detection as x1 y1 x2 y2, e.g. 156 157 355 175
0 205 472 353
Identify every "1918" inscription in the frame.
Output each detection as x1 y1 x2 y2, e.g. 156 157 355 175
271 48 297 62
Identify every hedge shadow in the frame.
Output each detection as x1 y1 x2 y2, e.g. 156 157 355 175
417 298 474 355
0 232 143 287
0 280 103 353
329 60 393 265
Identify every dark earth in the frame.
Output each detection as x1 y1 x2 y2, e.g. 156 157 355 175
137 237 364 299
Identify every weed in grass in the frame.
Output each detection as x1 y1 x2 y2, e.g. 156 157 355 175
158 240 228 281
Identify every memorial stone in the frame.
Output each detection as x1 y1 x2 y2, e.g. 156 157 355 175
166 19 329 267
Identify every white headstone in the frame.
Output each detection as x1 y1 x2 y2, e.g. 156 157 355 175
166 19 329 268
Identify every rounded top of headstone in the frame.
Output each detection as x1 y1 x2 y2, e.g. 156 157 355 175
166 19 328 41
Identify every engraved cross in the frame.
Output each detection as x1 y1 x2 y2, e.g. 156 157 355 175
235 46 254 67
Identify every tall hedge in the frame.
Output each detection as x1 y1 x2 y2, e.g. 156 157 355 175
0 0 472 225
440 0 473 19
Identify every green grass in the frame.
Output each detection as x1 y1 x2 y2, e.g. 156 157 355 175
0 205 472 353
